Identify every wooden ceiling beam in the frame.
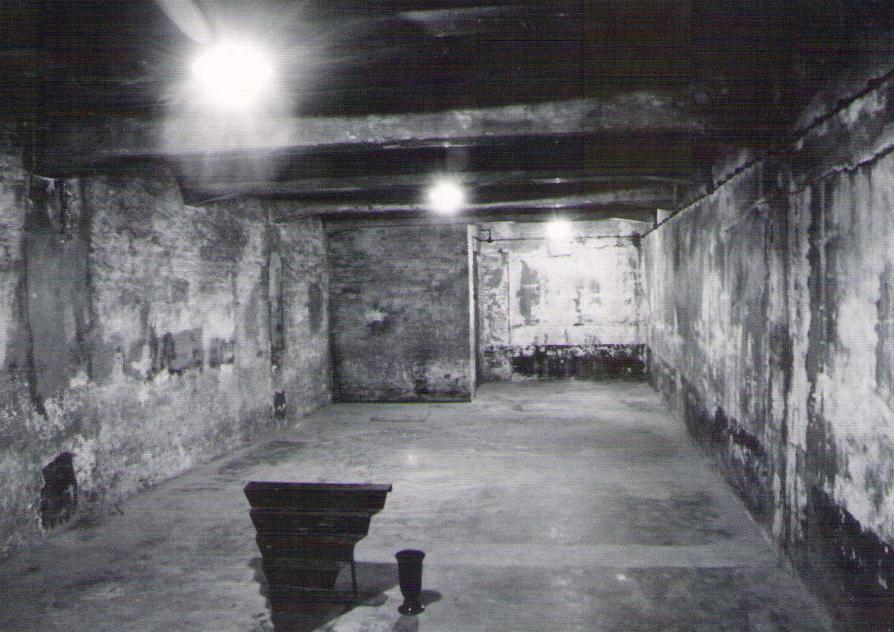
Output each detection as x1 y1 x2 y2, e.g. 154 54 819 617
180 178 677 206
36 95 702 176
193 186 672 219
280 204 658 225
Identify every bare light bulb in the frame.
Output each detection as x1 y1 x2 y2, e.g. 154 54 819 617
427 181 465 214
546 218 572 241
192 41 273 109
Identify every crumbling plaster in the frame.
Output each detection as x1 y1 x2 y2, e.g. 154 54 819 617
477 219 646 381
327 221 471 401
0 162 330 557
644 72 894 628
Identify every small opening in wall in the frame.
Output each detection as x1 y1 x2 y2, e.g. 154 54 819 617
274 390 286 418
40 452 77 528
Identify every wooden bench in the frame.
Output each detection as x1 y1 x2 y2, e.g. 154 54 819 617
244 482 392 601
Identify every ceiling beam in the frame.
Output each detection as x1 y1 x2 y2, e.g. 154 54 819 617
36 96 703 176
242 188 670 223
295 205 656 225
186 171 694 192
166 133 701 210
182 177 676 205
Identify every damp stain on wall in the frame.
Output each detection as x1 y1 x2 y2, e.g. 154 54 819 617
327 222 471 402
476 220 645 381
0 167 331 558
516 261 541 326
484 344 646 380
643 79 894 629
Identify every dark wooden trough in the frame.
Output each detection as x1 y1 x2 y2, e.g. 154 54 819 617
244 481 392 604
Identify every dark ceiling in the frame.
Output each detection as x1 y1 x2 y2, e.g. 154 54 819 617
0 0 887 221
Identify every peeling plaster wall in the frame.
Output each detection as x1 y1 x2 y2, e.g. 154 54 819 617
0 164 330 557
477 220 645 381
327 221 471 401
271 217 331 416
644 78 894 629
644 161 782 524
0 145 33 555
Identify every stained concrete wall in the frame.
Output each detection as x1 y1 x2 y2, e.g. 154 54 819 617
0 161 330 557
477 219 645 381
0 145 33 556
644 77 894 629
327 221 471 401
271 218 331 416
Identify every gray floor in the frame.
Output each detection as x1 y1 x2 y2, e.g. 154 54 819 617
0 381 834 631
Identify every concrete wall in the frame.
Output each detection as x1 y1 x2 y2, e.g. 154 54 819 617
327 221 471 401
0 159 329 557
0 144 33 556
271 219 331 417
477 220 645 381
643 77 894 629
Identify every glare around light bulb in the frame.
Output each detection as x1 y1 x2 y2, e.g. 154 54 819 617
427 181 466 214
192 42 273 109
546 219 572 240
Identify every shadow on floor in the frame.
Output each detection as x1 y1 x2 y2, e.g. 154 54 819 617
216 441 308 479
251 558 412 631
391 591 442 632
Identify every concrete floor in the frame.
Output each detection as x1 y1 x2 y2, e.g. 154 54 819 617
0 381 834 631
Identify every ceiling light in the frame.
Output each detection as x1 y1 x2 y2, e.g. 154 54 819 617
192 41 274 109
426 180 466 214
546 218 572 241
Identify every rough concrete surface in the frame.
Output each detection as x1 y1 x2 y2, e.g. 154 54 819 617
476 220 645 381
271 217 332 417
0 381 832 631
327 222 471 401
0 148 33 555
0 166 331 558
643 69 894 629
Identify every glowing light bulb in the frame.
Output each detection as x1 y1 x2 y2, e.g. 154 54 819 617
192 41 273 109
427 181 465 214
546 218 572 240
